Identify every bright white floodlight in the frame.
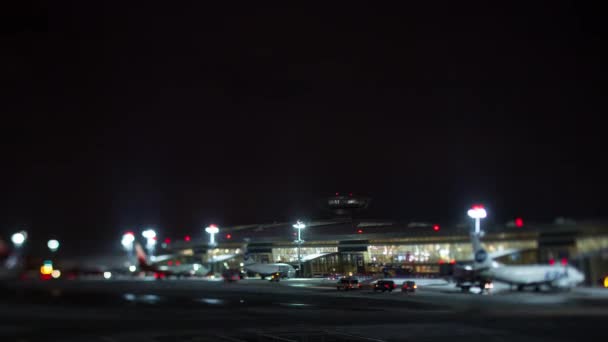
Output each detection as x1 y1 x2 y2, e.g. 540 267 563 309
142 229 156 240
121 232 135 249
292 221 306 230
47 239 60 252
11 231 27 247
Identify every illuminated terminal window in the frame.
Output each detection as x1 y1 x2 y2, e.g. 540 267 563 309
208 248 241 255
576 236 608 254
272 247 338 262
203 248 241 263
367 240 537 264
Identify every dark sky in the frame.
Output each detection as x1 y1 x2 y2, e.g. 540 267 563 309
2 2 607 254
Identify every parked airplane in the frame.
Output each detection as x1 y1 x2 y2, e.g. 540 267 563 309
242 241 296 279
135 243 209 279
456 232 585 292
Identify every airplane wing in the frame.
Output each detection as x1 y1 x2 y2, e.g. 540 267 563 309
457 248 524 264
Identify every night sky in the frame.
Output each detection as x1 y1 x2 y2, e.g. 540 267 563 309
2 2 607 254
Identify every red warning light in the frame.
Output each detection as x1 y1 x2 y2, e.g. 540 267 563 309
549 258 555 265
335 192 339 196
167 261 173 266
438 259 445 264
561 258 568 266
226 234 232 239
164 238 171 244
184 235 191 242
515 217 524 228
357 229 363 234
433 225 440 231
175 261 181 266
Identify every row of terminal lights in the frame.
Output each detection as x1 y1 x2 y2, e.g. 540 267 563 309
150 218 526 245
161 233 233 245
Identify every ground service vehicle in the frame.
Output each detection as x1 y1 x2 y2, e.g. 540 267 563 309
374 280 396 292
401 280 417 293
336 278 360 291
269 272 281 282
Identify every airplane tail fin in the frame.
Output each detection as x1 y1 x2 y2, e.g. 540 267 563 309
471 232 492 270
134 243 150 268
242 238 255 266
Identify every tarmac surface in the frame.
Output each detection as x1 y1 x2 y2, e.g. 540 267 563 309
1 277 607 341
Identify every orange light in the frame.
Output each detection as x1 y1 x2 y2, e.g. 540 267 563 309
40 264 53 275
413 285 417 289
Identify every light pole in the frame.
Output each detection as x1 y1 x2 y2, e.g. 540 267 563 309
205 224 219 247
7 231 27 269
121 231 136 266
142 229 157 257
467 204 487 234
121 232 135 251
293 221 306 277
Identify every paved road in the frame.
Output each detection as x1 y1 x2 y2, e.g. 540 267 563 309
1 278 607 341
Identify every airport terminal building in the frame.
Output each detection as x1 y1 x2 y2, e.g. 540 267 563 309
165 196 608 286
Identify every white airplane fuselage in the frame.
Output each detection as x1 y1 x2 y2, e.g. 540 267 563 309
244 262 296 278
468 232 585 290
483 264 584 288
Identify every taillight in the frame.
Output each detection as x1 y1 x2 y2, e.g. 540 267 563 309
393 284 397 288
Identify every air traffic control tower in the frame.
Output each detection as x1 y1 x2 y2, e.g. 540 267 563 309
323 193 371 217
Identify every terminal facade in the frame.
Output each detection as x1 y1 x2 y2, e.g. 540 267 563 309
163 195 608 286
